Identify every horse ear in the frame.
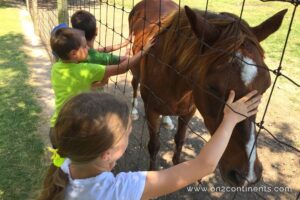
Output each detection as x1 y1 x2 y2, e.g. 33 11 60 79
251 9 287 42
184 6 219 44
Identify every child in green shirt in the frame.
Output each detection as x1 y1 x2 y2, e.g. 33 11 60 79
71 10 175 130
71 10 130 66
49 27 152 146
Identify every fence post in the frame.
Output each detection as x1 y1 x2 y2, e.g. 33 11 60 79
57 0 69 25
32 0 39 35
25 0 29 11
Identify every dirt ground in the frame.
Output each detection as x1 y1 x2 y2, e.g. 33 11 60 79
23 3 300 200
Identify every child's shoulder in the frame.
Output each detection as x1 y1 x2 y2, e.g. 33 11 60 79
51 61 74 72
52 60 99 68
52 60 66 70
114 171 147 184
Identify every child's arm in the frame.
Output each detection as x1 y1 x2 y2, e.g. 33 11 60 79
119 55 129 63
91 79 108 90
101 39 154 80
141 90 261 200
98 35 132 53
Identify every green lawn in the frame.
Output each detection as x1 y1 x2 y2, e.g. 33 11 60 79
0 4 46 200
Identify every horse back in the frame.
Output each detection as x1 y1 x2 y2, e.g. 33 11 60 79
129 0 178 54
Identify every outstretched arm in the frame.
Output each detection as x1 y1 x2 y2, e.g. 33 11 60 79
101 39 154 80
98 35 132 53
141 90 261 200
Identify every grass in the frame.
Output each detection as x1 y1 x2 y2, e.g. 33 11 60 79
0 5 46 200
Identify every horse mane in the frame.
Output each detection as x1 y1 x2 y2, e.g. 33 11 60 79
157 8 264 82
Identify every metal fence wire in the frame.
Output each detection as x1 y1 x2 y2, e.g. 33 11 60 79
26 0 300 199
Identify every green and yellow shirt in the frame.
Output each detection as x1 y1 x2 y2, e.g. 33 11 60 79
50 60 105 127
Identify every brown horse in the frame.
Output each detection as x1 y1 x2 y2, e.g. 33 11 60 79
129 2 287 186
129 0 178 130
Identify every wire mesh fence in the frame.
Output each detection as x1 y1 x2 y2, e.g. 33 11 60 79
27 0 300 199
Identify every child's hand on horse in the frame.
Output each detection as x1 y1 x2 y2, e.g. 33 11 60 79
142 38 156 53
224 90 262 124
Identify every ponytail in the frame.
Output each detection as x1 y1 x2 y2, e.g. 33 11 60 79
38 164 69 200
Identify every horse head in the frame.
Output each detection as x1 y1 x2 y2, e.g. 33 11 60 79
185 6 287 186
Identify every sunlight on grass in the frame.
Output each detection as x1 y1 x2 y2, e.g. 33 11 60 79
0 68 18 78
30 110 39 117
0 69 19 89
17 101 26 109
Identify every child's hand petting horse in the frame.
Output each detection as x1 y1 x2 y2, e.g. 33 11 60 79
141 38 155 54
224 90 262 124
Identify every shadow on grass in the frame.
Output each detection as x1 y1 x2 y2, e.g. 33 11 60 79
0 0 24 8
0 2 13 8
0 33 46 200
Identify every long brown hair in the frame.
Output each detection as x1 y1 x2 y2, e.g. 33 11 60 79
38 92 130 200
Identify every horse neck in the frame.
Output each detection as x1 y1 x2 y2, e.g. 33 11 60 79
158 12 204 83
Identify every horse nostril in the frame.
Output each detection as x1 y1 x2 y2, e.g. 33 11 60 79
228 170 245 186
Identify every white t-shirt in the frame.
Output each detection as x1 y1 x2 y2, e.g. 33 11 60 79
61 159 147 200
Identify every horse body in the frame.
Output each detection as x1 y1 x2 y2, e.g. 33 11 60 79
141 38 194 116
129 0 178 122
130 2 287 186
129 0 178 54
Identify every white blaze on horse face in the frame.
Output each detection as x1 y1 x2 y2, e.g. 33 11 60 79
245 122 257 184
236 52 258 86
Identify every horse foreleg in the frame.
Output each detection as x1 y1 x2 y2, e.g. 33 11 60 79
172 107 196 165
131 77 139 120
145 108 160 170
131 69 140 121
